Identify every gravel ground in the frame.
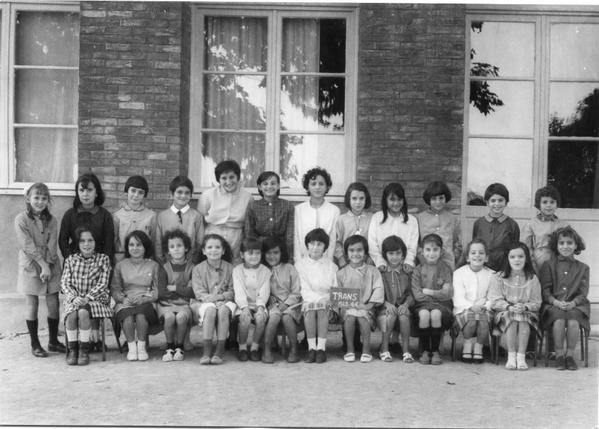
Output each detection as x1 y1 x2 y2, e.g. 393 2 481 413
0 328 597 428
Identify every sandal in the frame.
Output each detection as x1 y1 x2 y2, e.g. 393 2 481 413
462 352 472 363
402 352 414 363
343 352 355 362
472 353 484 363
360 353 373 363
380 351 393 362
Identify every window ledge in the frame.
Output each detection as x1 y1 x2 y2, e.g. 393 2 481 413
0 187 75 197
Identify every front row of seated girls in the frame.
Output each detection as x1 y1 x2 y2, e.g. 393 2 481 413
59 222 589 370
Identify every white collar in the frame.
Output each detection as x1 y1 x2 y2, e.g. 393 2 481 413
170 205 190 214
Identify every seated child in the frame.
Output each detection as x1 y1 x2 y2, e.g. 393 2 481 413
377 235 415 363
191 234 235 365
112 231 160 362
488 242 542 370
61 226 113 365
337 235 384 363
157 230 195 362
233 238 271 361
295 228 339 363
155 175 204 264
261 237 302 364
416 181 461 270
472 183 520 272
539 226 589 371
412 233 453 365
452 239 494 363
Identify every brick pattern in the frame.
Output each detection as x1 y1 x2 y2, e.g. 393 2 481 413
78 1 185 210
357 4 466 212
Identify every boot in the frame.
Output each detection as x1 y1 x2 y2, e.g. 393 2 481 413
78 342 90 365
26 320 48 358
66 342 78 366
47 317 66 353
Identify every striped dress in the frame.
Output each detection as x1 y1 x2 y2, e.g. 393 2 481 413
61 252 113 319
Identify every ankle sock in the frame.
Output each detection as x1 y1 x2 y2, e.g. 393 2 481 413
238 343 248 351
462 338 473 354
26 319 41 348
66 329 79 343
317 337 327 351
307 338 317 350
47 317 59 344
79 329 91 343
473 342 483 356
250 342 260 351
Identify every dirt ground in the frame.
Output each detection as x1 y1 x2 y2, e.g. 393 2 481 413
0 326 597 429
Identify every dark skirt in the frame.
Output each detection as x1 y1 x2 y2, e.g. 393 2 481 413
116 303 159 326
412 300 453 334
542 306 589 331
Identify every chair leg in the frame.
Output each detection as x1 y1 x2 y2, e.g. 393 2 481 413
579 327 584 361
101 319 106 362
112 317 123 353
450 333 456 362
582 327 589 368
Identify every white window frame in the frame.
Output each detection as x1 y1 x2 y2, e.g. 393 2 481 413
0 1 80 196
462 6 599 223
189 4 358 200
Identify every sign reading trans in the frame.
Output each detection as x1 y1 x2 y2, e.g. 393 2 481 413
329 287 360 308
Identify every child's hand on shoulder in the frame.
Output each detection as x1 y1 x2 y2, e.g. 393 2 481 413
377 265 387 273
402 264 413 274
167 284 177 292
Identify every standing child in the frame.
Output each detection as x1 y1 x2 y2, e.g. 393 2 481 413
337 235 384 363
261 237 302 364
412 233 453 365
199 160 253 265
15 183 65 357
155 175 204 264
416 181 462 270
522 185 568 274
452 239 494 363
59 173 115 352
368 182 419 273
472 183 520 272
376 235 414 363
191 234 235 365
539 226 589 371
334 182 374 268
111 231 160 362
488 242 542 370
61 226 113 365
233 238 271 361
295 228 339 363
245 171 294 261
294 167 340 261
113 175 157 263
157 230 195 362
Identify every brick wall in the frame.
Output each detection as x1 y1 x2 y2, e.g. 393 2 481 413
78 1 187 210
357 4 466 212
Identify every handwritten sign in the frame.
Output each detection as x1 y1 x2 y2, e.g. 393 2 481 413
330 287 360 308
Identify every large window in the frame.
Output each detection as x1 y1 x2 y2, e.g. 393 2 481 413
0 2 79 190
465 12 599 209
190 6 357 195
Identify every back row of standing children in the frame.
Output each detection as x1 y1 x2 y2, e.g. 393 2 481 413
15 161 589 370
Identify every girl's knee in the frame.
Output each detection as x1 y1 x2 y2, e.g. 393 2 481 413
77 308 90 320
204 306 216 318
418 310 430 328
566 319 579 329
176 312 189 324
239 312 252 326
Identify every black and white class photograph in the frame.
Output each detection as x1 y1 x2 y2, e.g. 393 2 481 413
0 0 597 427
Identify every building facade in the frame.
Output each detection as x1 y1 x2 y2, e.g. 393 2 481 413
0 2 597 323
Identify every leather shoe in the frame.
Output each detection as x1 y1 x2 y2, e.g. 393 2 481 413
315 350 327 363
48 341 66 353
31 345 48 358
555 355 566 370
565 355 578 371
305 349 316 363
238 349 249 362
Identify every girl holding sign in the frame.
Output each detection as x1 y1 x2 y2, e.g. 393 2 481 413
336 235 384 363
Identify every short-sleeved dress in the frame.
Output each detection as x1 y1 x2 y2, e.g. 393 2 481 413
411 260 454 330
61 252 113 319
539 255 590 331
15 212 61 296
488 272 542 334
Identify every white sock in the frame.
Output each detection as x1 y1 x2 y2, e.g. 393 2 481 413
250 342 260 351
137 340 146 351
128 341 137 350
79 329 91 342
462 338 473 354
66 329 78 342
317 337 327 351
238 343 248 351
473 342 483 355
307 338 317 350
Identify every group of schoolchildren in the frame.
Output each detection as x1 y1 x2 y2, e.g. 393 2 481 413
15 160 590 371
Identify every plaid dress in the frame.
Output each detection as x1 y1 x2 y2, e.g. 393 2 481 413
61 252 113 319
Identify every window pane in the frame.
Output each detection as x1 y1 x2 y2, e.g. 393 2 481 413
470 21 534 78
551 24 599 80
198 132 265 186
280 134 346 190
280 76 344 131
15 128 77 182
467 138 532 207
15 70 78 124
469 81 534 136
548 140 599 208
204 16 267 72
549 84 599 137
15 11 79 66
203 74 266 130
282 18 345 73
